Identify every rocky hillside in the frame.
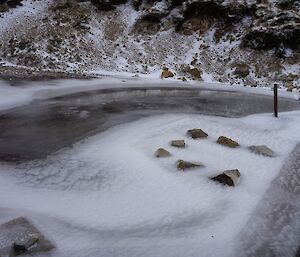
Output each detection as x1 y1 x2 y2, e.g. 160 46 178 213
0 0 299 90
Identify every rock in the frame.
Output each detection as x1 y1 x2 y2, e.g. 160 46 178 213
161 69 174 79
155 148 171 158
132 0 142 10
211 169 241 186
249 145 275 157
52 0 75 10
0 217 54 256
14 232 39 251
0 3 9 12
91 0 128 11
187 129 208 139
177 160 204 170
217 136 239 148
234 63 250 78
188 67 202 79
171 140 185 148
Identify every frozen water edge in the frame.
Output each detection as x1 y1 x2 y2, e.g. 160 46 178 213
0 111 300 257
0 77 299 112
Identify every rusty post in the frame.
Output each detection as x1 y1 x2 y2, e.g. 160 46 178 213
274 83 278 118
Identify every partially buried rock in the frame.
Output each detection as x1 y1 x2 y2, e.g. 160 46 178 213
211 169 241 187
171 140 185 148
217 136 239 148
155 148 171 158
249 145 275 157
177 160 203 171
188 67 202 79
161 68 174 79
187 129 208 139
14 232 39 251
0 217 54 256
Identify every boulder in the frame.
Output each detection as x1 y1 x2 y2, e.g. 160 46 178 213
249 145 275 157
155 148 171 158
171 140 185 148
177 160 204 170
211 169 241 186
187 129 208 139
217 136 239 148
0 217 54 256
161 69 174 79
14 232 39 251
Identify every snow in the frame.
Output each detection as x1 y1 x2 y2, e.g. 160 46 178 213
0 109 300 256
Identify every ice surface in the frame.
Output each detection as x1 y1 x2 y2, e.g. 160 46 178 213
0 110 300 257
0 78 298 112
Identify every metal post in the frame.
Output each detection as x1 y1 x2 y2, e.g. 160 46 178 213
274 84 278 118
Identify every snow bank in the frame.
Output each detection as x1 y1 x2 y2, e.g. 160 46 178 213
0 111 300 257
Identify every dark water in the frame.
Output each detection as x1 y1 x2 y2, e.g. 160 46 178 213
0 87 299 161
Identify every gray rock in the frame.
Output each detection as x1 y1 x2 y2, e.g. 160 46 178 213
211 169 241 186
249 145 275 157
171 140 185 148
177 160 204 170
14 233 39 251
0 217 54 256
187 129 208 139
155 148 171 158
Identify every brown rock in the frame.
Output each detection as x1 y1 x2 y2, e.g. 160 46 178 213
161 69 174 79
177 160 204 171
211 169 241 186
187 129 208 139
155 148 171 158
171 140 185 148
188 67 202 79
217 136 239 148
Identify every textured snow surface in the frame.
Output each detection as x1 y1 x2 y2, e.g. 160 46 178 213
0 110 300 257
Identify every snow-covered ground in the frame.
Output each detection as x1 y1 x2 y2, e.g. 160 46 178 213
0 106 300 256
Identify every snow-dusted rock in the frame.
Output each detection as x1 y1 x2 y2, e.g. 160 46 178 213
249 145 275 157
211 169 241 187
14 232 39 251
187 128 208 139
171 140 185 148
177 160 204 171
0 217 54 256
155 148 171 158
217 136 239 148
